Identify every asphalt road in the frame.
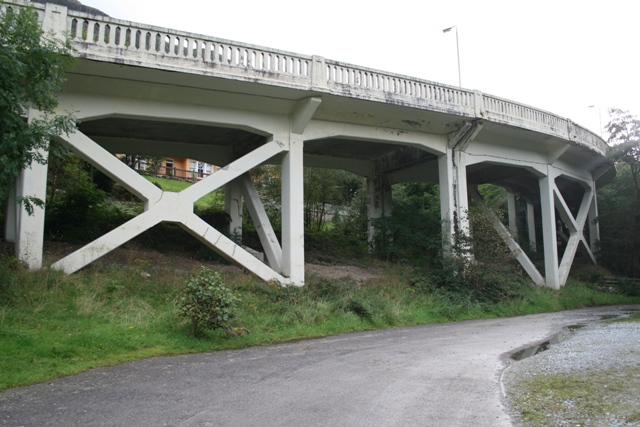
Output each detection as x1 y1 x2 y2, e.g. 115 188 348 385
1 306 634 427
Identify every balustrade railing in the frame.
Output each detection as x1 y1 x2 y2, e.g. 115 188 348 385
0 0 607 153
483 95 568 134
63 8 312 81
569 122 607 153
324 60 475 112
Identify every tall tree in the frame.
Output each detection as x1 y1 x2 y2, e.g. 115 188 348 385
597 166 636 276
0 5 76 213
605 108 640 276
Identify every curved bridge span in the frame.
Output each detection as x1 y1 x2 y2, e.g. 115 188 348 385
4 1 613 288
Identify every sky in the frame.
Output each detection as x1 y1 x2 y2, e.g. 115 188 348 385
84 0 639 138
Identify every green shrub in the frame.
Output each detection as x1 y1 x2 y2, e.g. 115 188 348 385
617 278 640 297
177 267 241 336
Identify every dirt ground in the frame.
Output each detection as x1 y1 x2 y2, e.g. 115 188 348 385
2 241 381 283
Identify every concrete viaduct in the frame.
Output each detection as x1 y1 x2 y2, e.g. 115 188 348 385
2 1 613 288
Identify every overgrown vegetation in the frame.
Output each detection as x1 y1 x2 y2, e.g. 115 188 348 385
0 256 637 391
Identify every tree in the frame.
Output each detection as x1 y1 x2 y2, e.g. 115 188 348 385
597 166 636 276
372 183 442 262
120 153 164 175
603 108 640 276
0 5 76 214
304 168 364 232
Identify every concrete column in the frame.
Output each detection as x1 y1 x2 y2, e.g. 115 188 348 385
15 151 49 269
526 201 537 252
366 175 392 245
224 180 243 243
281 135 305 286
14 108 50 269
438 148 469 252
539 171 560 289
506 189 518 236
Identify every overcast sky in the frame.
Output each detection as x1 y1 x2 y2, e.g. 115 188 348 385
85 0 639 137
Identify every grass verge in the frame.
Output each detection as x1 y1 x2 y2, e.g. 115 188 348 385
506 311 640 426
510 367 640 426
1 258 639 391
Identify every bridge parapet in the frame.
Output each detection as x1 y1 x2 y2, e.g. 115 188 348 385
65 8 313 87
1 0 608 155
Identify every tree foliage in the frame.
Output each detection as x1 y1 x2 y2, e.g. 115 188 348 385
373 183 442 263
599 108 640 277
606 108 640 205
0 5 76 212
598 166 636 276
304 168 362 232
120 153 164 174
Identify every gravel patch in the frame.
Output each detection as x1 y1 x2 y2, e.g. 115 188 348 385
503 309 640 426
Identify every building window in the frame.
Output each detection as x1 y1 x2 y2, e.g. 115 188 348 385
165 158 174 176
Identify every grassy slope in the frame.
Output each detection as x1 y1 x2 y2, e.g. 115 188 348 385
1 257 639 391
144 176 223 209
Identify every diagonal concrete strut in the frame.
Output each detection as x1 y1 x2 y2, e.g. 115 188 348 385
51 130 288 282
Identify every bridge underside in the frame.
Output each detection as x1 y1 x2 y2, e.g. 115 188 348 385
6 57 612 288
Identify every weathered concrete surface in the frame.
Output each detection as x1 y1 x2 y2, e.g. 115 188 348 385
1 306 636 427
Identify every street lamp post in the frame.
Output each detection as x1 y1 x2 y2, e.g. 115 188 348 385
588 105 603 137
443 26 461 87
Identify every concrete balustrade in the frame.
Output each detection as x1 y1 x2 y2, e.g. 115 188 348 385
65 9 312 79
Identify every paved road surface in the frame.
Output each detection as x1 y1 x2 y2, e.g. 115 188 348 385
1 306 634 427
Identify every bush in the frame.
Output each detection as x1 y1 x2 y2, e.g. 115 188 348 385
177 267 241 336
